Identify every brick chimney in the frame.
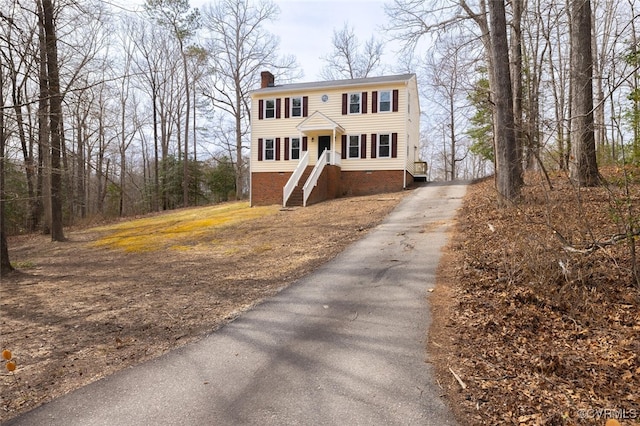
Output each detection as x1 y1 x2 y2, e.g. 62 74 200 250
261 71 275 88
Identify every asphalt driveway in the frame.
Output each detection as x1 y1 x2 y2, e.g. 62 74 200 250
5 182 467 426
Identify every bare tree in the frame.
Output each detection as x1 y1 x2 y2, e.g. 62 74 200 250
145 0 200 208
489 0 522 202
422 40 472 181
116 27 136 217
0 45 14 275
131 22 183 210
2 5 40 232
570 0 599 185
41 0 64 241
539 0 571 169
385 0 521 193
510 0 524 170
131 21 164 211
201 0 297 200
521 0 549 170
320 23 385 80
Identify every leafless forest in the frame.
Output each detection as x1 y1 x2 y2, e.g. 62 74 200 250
1 0 639 269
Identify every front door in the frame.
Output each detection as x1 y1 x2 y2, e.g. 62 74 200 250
318 136 331 159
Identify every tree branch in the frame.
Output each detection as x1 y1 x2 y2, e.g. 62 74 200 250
555 229 640 254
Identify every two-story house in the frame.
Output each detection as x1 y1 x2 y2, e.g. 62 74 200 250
250 71 424 207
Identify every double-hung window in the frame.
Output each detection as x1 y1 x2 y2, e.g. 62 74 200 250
264 99 275 119
291 97 302 117
379 91 392 112
349 93 361 114
378 134 391 158
348 135 360 159
264 138 275 160
291 137 300 160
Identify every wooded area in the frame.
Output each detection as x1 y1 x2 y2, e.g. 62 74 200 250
1 0 639 275
385 0 638 187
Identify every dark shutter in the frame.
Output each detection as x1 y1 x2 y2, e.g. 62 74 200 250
341 135 347 159
302 136 308 151
258 138 263 161
392 90 399 112
372 91 378 113
276 98 281 118
362 92 368 114
275 138 281 160
342 93 348 115
303 96 309 117
284 137 290 160
258 100 264 120
361 134 367 158
371 134 377 159
392 133 398 158
284 98 290 118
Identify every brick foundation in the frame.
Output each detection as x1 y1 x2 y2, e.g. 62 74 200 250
251 172 291 206
339 170 408 196
251 169 415 206
305 166 341 206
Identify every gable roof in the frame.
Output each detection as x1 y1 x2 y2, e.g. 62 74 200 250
296 111 345 133
251 73 416 97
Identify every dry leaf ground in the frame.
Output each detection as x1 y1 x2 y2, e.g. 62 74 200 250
0 193 407 423
2 174 639 426
431 169 640 426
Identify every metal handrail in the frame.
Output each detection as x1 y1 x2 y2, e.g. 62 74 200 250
283 151 309 207
302 149 328 207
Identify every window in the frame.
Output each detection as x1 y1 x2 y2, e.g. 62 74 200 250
348 135 360 158
349 93 361 114
291 97 302 117
291 137 300 160
265 99 275 119
379 91 391 112
264 138 275 160
378 134 391 158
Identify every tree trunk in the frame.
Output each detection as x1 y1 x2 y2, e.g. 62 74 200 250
510 0 524 174
37 0 51 234
489 0 522 203
77 114 86 219
11 78 38 232
235 79 243 199
96 109 105 214
569 0 599 186
0 54 14 276
449 97 456 181
42 0 65 241
628 9 640 162
153 89 160 211
181 43 190 208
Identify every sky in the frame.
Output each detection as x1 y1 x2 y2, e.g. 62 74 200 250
264 0 395 82
120 0 400 82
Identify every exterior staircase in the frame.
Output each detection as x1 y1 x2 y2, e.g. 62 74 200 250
285 166 314 207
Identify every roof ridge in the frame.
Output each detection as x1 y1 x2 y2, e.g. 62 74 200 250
251 73 416 96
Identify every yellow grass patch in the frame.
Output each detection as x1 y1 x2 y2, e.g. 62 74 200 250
91 202 279 253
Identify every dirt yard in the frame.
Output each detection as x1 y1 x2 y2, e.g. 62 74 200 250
0 192 407 422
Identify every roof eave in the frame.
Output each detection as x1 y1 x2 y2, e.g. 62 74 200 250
250 74 416 97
